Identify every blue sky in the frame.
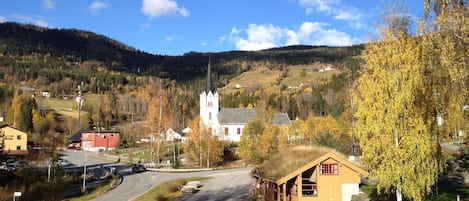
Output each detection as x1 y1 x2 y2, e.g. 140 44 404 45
0 0 424 56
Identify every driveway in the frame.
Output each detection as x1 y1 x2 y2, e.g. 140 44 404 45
176 168 253 201
61 149 253 201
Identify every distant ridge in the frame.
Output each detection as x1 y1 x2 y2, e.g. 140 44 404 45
0 22 364 81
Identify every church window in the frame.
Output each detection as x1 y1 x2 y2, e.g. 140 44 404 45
237 127 241 135
209 112 212 120
208 101 212 107
224 127 229 135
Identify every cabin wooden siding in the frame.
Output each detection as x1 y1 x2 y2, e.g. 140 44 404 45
261 152 368 201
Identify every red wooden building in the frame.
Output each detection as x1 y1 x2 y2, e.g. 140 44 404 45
79 130 120 151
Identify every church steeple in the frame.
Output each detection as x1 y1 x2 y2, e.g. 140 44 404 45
205 58 214 93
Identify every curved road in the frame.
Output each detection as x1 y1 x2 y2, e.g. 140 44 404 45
61 150 252 201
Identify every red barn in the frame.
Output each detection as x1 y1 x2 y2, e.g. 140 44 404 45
80 130 120 151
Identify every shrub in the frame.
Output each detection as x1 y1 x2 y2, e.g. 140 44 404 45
167 185 179 193
156 194 168 201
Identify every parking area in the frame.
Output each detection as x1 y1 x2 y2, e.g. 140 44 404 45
176 168 252 201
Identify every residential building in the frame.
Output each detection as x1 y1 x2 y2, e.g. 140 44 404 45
0 125 28 155
69 130 120 151
253 146 368 201
199 61 291 142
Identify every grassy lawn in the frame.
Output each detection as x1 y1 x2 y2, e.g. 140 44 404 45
133 177 210 201
64 178 117 201
425 186 469 201
360 184 469 201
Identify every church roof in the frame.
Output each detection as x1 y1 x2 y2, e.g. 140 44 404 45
218 108 256 124
272 113 292 125
204 58 216 93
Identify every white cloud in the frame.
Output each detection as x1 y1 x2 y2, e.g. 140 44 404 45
89 1 110 15
12 14 50 27
228 22 357 51
164 35 175 42
141 0 189 18
334 8 362 21
0 16 6 23
42 0 56 11
297 0 367 30
298 0 340 14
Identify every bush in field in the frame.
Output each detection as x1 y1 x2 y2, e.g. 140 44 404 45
156 194 168 201
167 185 179 193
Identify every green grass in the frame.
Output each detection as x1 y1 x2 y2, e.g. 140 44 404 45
425 186 469 201
64 178 116 201
360 184 469 201
281 64 338 87
133 177 210 201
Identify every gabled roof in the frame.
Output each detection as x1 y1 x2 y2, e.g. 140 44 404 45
0 124 28 134
272 113 291 125
257 146 368 184
218 108 256 124
68 130 120 142
68 131 82 142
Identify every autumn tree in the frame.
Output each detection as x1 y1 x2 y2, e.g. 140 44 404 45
183 117 223 167
423 0 469 140
354 4 443 201
239 119 265 164
259 124 279 158
7 92 36 132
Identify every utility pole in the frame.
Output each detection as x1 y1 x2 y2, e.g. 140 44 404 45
157 79 162 167
78 81 83 131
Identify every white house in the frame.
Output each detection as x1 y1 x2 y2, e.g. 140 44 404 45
199 61 291 142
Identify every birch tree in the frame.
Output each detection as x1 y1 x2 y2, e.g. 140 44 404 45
354 5 443 201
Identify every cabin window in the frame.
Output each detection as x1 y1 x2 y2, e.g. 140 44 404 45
320 163 338 175
237 127 241 135
224 127 229 135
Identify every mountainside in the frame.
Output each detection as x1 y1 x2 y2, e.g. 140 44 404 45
0 22 364 82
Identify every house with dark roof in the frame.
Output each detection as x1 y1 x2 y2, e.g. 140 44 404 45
253 146 368 201
0 125 28 155
68 130 120 151
199 61 291 142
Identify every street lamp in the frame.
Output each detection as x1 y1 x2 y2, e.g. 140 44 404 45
144 125 154 168
13 192 21 201
82 133 88 192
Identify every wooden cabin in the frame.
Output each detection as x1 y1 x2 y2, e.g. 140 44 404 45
253 146 368 201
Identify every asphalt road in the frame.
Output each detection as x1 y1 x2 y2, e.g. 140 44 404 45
61 150 252 201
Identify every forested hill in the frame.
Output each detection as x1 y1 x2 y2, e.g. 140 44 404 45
0 22 364 82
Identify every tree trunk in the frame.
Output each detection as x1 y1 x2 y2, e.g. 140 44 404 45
396 188 402 201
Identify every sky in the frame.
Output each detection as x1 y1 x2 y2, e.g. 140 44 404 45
0 0 424 56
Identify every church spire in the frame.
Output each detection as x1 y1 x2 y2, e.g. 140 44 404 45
205 57 213 93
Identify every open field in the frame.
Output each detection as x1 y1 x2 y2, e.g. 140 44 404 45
35 93 102 119
220 64 340 94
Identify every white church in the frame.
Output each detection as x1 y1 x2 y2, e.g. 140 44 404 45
199 61 291 142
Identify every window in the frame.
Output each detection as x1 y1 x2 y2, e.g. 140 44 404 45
16 145 21 150
209 112 212 120
224 127 229 135
208 101 212 107
320 163 338 175
237 128 241 135
16 135 21 140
